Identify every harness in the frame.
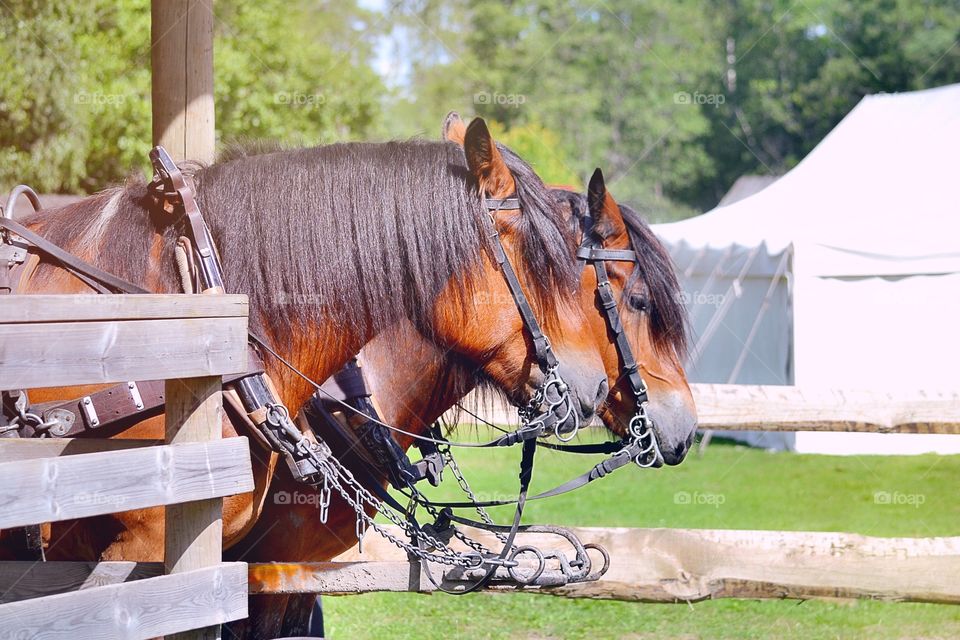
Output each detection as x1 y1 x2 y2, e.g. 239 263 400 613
295 197 662 590
0 147 637 589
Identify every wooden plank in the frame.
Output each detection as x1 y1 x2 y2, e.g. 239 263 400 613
319 526 960 604
0 437 254 529
691 384 960 433
0 562 162 604
0 438 161 463
0 316 247 389
164 375 224 640
14 525 960 606
0 562 246 640
0 294 247 323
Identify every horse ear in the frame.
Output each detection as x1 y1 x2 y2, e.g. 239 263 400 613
464 117 515 198
588 168 626 240
442 111 466 145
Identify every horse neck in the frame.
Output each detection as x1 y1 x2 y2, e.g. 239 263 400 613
360 322 478 451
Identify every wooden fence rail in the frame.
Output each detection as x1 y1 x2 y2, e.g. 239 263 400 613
691 384 960 434
454 384 960 434
0 294 252 640
315 526 960 604
6 526 957 606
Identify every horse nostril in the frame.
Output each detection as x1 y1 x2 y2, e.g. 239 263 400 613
594 379 609 409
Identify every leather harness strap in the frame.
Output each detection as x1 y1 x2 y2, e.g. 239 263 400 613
584 247 649 403
0 217 149 294
483 196 558 371
148 148 224 292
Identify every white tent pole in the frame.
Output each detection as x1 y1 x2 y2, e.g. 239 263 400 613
683 245 710 280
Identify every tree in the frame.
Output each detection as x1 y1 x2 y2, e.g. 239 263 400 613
385 0 718 220
689 0 960 209
0 0 385 193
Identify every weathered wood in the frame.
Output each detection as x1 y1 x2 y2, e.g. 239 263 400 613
0 294 247 323
691 384 960 433
320 526 960 604
151 0 215 164
0 316 247 389
164 375 224 640
0 437 253 529
250 561 431 595
0 562 162 604
0 563 247 640
0 438 161 463
12 524 960 606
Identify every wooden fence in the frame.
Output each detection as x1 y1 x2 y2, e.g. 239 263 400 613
243 383 960 605
0 294 253 640
3 297 957 621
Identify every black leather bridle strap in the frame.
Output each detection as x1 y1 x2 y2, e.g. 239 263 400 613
589 252 648 401
483 196 558 371
0 218 148 294
413 437 639 509
575 247 638 263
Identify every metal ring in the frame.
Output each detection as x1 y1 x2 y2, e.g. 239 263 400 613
582 543 611 581
507 546 546 585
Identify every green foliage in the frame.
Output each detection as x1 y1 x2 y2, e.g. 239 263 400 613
212 1 384 147
487 120 580 187
0 0 384 194
385 0 960 217
2 0 958 216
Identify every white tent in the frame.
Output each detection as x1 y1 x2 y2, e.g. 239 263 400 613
654 83 960 454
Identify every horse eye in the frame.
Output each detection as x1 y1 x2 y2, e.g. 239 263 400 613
627 294 649 313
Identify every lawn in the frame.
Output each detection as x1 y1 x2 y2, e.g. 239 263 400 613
323 433 960 639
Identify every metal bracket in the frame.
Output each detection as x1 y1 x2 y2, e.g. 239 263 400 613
80 396 100 427
127 381 144 411
43 408 75 437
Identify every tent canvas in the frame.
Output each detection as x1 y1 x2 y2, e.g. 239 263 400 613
654 83 960 454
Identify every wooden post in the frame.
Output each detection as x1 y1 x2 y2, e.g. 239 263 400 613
165 376 224 640
151 0 215 163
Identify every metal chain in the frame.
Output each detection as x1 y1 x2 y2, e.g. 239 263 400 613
289 423 502 569
440 447 510 545
2 399 58 436
629 387 661 468
518 363 579 441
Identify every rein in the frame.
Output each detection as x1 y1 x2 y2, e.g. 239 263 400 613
0 147 619 590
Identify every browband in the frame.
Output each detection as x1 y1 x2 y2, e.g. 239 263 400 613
576 246 637 263
484 197 520 211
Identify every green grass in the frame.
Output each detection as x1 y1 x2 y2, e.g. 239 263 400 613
324 435 960 639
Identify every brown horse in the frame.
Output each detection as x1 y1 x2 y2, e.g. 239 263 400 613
1 120 657 635
234 174 696 635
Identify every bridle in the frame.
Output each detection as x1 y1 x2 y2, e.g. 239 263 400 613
575 216 663 468
0 148 659 592
482 195 580 440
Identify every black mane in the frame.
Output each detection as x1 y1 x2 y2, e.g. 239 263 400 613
553 189 688 358
26 140 577 346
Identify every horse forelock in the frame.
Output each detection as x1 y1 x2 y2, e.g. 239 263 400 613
496 144 580 328
550 189 688 359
